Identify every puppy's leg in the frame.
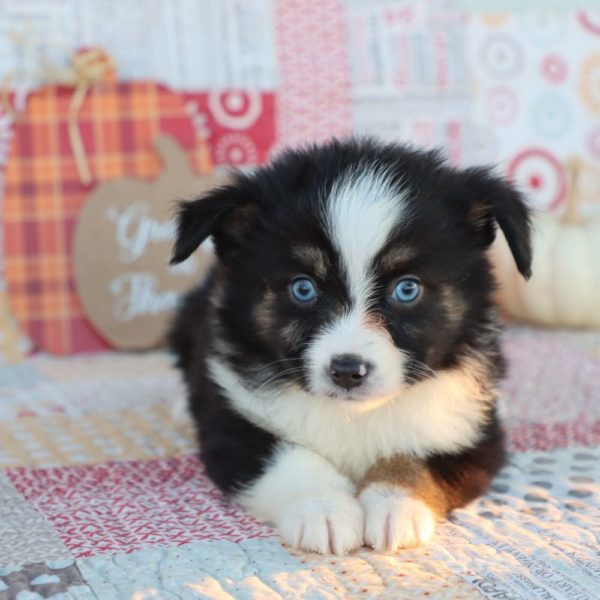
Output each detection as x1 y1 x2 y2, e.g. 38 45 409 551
359 455 446 551
237 443 363 555
359 423 505 552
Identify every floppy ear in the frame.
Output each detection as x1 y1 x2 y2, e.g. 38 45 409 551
461 167 532 280
170 185 248 265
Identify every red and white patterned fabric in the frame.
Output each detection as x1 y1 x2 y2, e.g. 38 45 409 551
9 455 273 558
184 91 276 166
274 0 352 148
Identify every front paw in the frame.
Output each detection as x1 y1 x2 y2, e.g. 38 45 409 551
278 490 364 555
359 484 436 552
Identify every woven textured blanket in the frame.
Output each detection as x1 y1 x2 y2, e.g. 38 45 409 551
0 327 598 599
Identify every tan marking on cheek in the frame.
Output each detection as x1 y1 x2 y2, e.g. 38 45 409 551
281 321 304 348
209 270 226 312
291 246 328 279
469 201 490 230
254 289 277 336
359 455 449 517
379 246 418 271
441 286 466 325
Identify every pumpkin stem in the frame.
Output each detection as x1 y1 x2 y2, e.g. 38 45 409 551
562 157 583 225
154 135 194 180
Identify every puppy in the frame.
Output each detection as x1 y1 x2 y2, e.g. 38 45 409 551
169 138 531 555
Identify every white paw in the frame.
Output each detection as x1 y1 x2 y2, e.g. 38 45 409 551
277 490 364 555
359 484 436 552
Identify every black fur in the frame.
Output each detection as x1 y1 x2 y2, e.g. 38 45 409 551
170 279 278 494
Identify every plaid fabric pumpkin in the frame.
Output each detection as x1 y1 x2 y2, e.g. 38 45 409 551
3 81 211 355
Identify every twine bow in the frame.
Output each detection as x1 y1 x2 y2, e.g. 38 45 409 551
1 46 117 185
50 48 117 185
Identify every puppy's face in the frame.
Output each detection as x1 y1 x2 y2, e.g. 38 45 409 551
172 140 531 408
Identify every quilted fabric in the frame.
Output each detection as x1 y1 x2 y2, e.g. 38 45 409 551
0 327 598 599
9 456 273 557
0 560 91 599
0 473 70 566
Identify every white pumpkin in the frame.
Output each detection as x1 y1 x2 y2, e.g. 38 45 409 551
492 158 600 328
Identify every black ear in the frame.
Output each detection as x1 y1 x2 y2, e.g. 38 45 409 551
170 185 247 265
461 167 532 280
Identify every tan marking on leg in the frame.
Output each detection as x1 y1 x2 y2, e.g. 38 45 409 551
360 455 449 517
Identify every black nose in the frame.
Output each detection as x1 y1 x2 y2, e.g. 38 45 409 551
329 354 370 389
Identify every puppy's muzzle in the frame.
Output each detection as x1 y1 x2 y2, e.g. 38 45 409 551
329 354 371 390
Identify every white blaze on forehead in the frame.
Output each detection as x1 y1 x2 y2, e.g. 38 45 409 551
307 167 409 400
326 168 407 306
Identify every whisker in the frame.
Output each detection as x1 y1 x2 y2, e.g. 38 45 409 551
255 367 305 394
404 358 436 382
408 357 435 373
252 357 303 375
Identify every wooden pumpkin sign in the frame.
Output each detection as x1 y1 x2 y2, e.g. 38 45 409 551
73 135 223 349
492 158 600 328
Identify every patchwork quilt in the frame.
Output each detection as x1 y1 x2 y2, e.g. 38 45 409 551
0 326 599 599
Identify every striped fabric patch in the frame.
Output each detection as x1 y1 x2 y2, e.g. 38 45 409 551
0 404 196 469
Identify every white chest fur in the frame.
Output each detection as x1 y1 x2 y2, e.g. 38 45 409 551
208 357 492 482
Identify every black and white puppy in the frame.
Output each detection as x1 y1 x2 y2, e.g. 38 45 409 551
169 138 531 555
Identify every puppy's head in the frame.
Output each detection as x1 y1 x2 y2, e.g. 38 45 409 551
172 139 531 408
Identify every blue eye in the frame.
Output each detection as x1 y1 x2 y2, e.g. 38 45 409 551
393 277 421 303
291 277 318 303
